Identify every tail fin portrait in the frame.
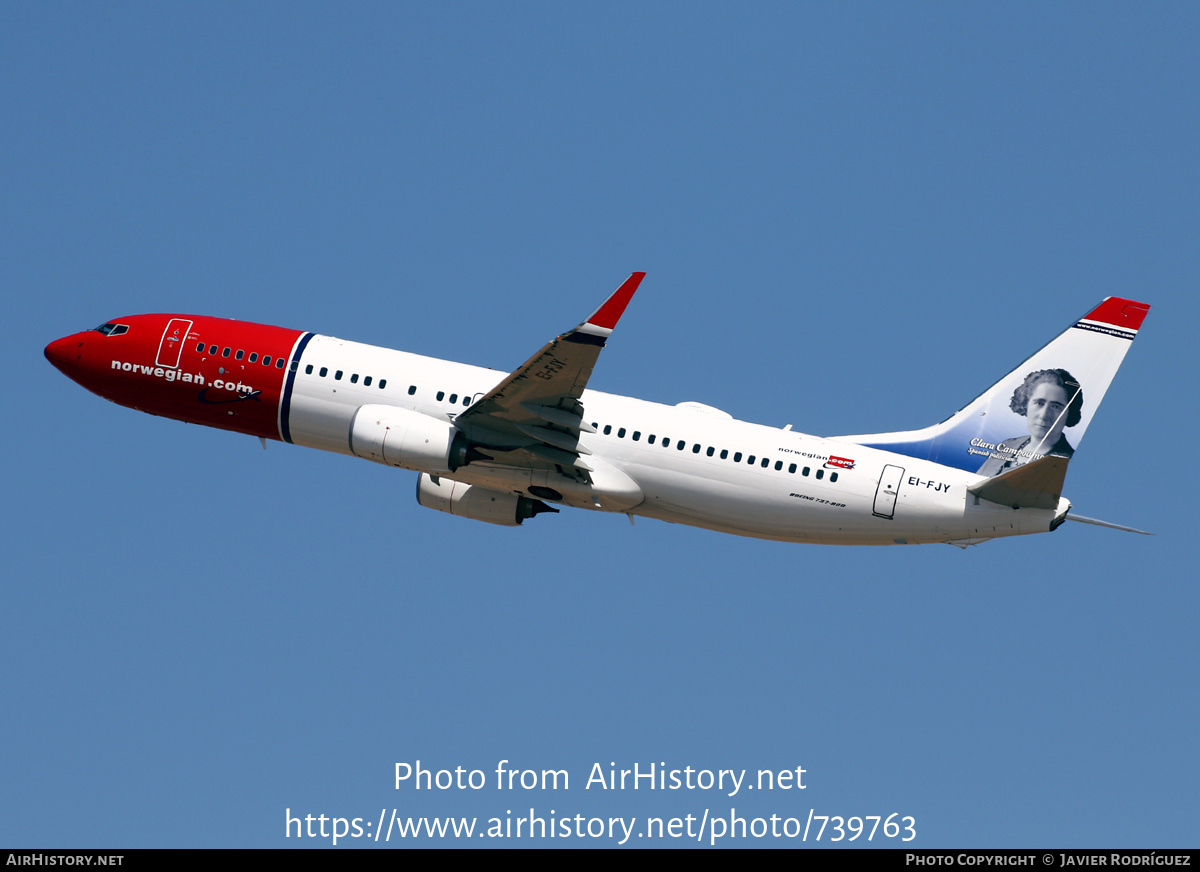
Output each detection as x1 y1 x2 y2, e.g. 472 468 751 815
840 297 1150 476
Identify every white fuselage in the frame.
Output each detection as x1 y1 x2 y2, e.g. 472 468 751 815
285 334 1058 545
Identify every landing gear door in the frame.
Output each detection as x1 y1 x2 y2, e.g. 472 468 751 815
156 319 193 369
873 464 904 519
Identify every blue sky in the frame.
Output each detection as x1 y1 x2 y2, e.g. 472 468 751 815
3 3 1197 847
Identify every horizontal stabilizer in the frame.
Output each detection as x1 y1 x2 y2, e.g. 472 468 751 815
967 454 1068 510
1063 513 1153 535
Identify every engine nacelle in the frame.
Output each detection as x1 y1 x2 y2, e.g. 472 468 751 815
415 474 558 526
350 404 459 472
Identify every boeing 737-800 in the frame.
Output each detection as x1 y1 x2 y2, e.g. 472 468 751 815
44 274 1150 545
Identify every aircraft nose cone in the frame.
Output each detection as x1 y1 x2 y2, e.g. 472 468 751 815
45 335 84 376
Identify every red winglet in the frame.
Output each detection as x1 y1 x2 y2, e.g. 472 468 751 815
586 272 646 330
1083 297 1150 332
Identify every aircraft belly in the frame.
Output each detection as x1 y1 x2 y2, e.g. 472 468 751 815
628 463 861 544
626 459 1021 545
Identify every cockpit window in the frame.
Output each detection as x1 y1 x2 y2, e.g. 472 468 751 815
94 323 129 336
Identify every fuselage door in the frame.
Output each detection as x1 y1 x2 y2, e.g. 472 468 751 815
873 464 905 519
156 319 193 369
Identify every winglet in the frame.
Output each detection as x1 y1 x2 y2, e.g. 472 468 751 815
582 272 646 334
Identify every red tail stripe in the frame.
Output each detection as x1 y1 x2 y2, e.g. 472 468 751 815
1083 297 1150 331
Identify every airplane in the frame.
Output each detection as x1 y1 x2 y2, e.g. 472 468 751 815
44 274 1151 546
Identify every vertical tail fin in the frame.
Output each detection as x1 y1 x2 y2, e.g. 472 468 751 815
839 298 1150 476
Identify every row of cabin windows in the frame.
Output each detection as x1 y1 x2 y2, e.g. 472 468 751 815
304 363 387 390
298 368 456 405
196 342 286 369
299 367 448 404
590 423 840 482
435 390 472 406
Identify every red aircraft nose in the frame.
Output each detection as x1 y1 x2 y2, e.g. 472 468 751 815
44 334 86 378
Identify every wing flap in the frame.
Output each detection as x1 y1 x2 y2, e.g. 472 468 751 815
525 444 594 471
522 402 597 434
514 422 593 455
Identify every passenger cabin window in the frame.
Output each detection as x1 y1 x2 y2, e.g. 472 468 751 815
235 350 244 360
378 379 387 389
632 431 640 441
276 358 285 368
249 353 258 363
462 396 470 406
334 370 343 380
209 345 218 355
364 376 372 386
305 364 314 374
437 391 445 401
222 347 231 357
350 374 359 384
789 463 797 474
196 342 205 352
830 472 839 482
618 428 626 438
319 367 328 377
263 356 272 366
408 386 416 395
816 469 824 479
449 394 457 404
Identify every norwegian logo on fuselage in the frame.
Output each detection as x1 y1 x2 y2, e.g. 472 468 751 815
825 455 856 470
111 358 259 402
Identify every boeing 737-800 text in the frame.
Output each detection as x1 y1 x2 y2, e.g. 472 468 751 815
44 274 1150 545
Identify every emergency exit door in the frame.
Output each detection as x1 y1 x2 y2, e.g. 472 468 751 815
156 319 193 368
873 464 904 519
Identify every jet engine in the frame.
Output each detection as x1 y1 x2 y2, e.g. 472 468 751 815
350 404 489 473
415 474 558 526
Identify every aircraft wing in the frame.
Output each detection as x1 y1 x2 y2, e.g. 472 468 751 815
452 272 645 473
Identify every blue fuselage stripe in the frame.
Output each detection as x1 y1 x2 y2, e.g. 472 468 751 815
280 332 315 444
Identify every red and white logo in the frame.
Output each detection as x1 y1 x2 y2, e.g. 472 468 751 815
825 455 856 470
